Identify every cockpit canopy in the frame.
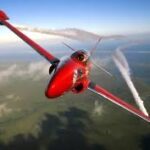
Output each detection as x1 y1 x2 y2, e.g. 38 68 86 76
71 50 89 64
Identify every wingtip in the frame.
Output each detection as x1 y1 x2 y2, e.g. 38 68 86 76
0 10 9 22
144 117 150 123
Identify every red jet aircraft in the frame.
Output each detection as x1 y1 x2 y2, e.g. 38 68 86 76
0 10 150 122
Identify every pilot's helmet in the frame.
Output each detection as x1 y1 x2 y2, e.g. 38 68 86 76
77 51 88 62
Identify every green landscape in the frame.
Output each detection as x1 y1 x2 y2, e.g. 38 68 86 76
0 50 150 150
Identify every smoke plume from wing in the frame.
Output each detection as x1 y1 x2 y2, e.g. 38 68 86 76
113 48 149 116
15 25 124 42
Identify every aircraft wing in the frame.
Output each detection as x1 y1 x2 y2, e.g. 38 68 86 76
0 10 59 64
88 82 150 123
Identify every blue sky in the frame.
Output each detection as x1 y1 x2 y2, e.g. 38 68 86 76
0 0 150 34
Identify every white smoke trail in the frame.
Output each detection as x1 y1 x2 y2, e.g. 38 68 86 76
113 48 149 116
15 24 124 41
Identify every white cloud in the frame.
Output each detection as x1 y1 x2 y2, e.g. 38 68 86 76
92 100 103 116
5 94 15 99
5 94 21 102
0 103 12 117
0 64 17 83
0 61 50 84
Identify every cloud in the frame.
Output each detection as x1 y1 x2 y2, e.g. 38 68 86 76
0 61 50 84
5 94 15 99
92 100 103 116
0 103 12 117
5 94 21 102
0 64 17 83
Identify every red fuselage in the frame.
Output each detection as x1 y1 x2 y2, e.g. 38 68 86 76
45 51 91 98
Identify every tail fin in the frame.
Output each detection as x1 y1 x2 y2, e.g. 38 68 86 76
89 37 102 56
0 10 9 24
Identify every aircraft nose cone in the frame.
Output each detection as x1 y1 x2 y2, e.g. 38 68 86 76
45 72 74 99
45 83 62 98
45 60 76 99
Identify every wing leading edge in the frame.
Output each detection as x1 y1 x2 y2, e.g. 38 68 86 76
0 10 59 64
88 82 150 123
